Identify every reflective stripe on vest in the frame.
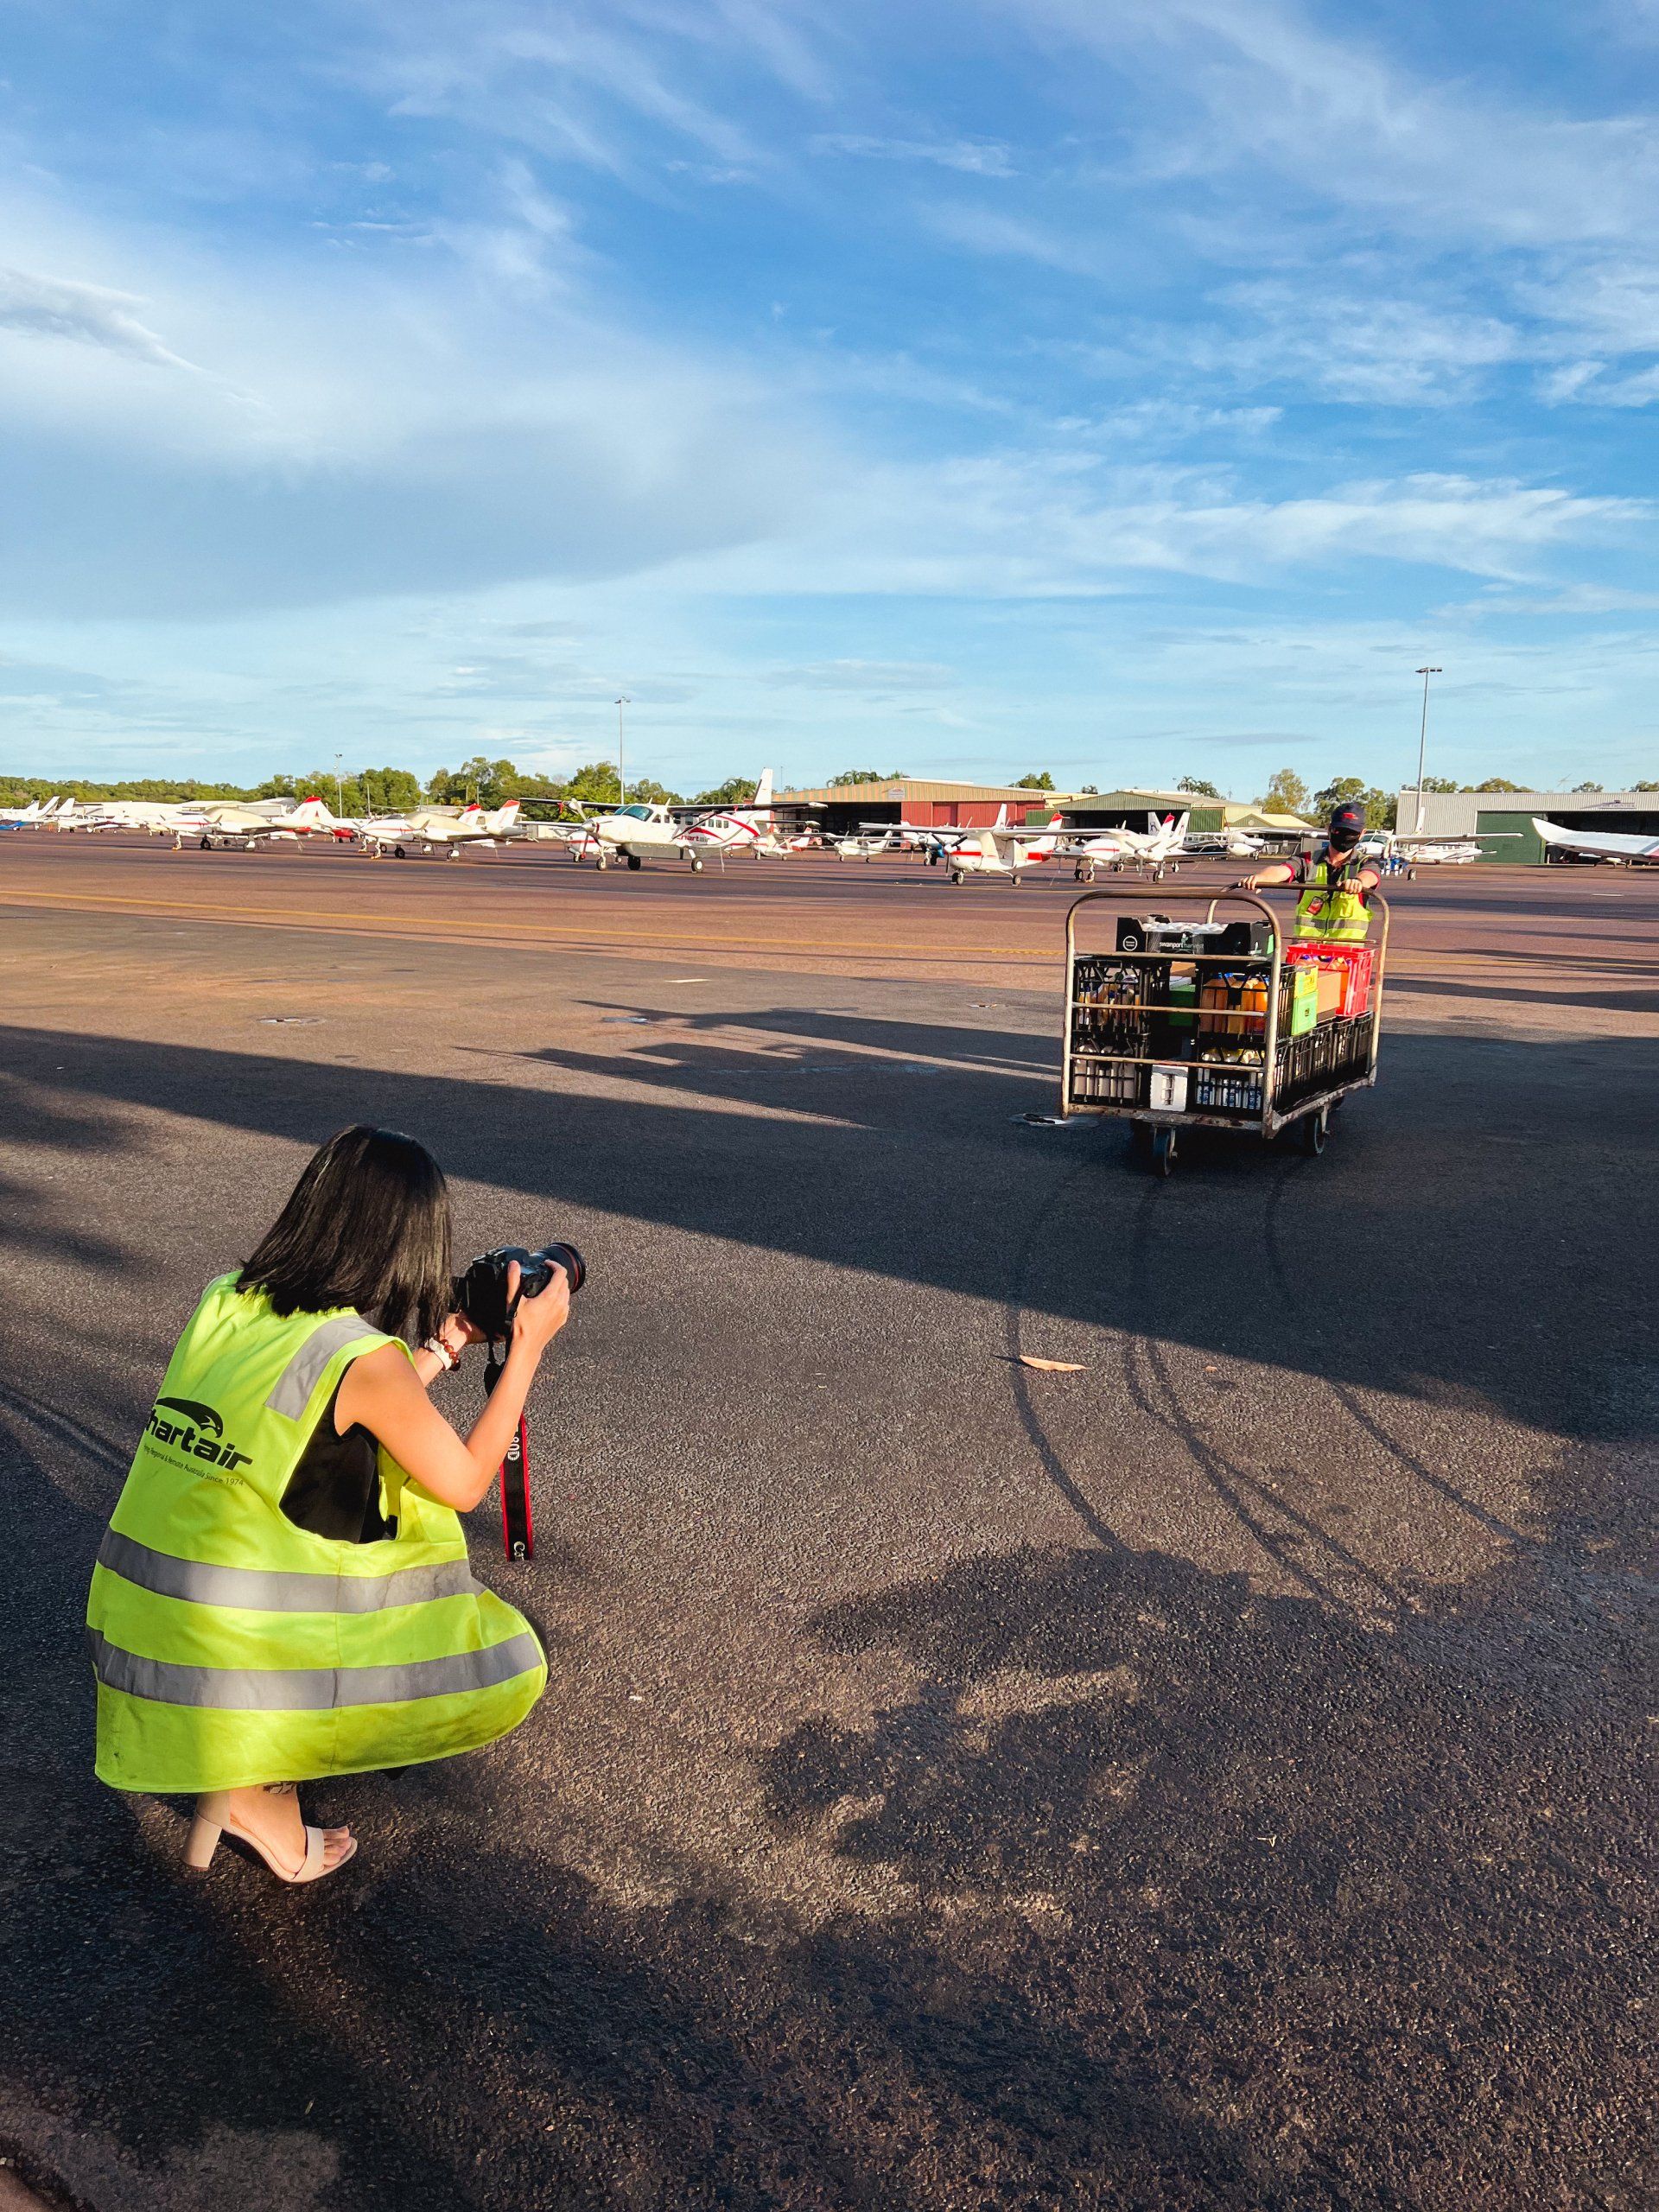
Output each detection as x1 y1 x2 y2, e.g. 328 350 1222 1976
264 1314 381 1417
97 1527 485 1613
87 1626 543 1710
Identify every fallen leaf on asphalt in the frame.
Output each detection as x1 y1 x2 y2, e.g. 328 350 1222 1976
1017 1357 1088 1373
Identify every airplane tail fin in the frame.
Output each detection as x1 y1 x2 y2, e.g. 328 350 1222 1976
992 804 1007 830
291 798 326 823
752 767 773 808
492 799 522 828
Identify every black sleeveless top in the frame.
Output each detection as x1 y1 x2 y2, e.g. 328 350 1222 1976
280 1379 395 1543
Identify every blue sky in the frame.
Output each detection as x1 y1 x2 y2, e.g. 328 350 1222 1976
1 0 1656 796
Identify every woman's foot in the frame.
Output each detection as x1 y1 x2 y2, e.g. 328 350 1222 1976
219 1784 354 1878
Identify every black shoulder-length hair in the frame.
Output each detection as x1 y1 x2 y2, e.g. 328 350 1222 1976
237 1126 453 1345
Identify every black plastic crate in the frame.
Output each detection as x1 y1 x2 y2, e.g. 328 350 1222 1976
1116 916 1274 958
1192 1062 1265 1116
1068 1056 1145 1108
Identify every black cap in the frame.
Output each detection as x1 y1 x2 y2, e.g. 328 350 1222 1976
1328 802 1365 849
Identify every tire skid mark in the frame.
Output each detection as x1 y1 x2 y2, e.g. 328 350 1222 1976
1125 1169 1404 1621
1262 1171 1535 1550
1003 1154 1122 1551
0 1377 128 1477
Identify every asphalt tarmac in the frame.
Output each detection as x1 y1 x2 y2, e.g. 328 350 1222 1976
0 837 1652 2211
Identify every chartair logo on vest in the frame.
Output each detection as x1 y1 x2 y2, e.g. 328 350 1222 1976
144 1395 253 1472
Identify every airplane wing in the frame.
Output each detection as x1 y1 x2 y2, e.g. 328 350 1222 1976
1530 817 1659 861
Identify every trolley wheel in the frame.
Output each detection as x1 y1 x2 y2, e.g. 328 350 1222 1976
626 854 643 871
1301 1105 1330 1156
1150 1126 1178 1176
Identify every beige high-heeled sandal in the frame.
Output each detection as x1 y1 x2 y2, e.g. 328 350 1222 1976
184 1792 357 1883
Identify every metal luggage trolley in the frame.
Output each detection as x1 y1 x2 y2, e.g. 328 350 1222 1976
1060 887 1390 1174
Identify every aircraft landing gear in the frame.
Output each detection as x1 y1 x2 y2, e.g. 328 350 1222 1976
595 855 608 870
690 857 704 873
199 835 213 849
626 854 643 870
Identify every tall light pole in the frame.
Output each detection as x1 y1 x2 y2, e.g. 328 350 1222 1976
614 696 630 806
1413 667 1441 832
334 753 345 817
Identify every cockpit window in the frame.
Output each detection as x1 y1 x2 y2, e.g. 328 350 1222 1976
617 804 653 819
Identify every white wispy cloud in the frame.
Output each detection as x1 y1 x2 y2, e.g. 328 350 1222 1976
811 134 1017 177
1006 0 1659 248
766 658 956 690
0 264 203 372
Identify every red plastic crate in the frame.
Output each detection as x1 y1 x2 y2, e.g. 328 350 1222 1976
1287 943 1375 1019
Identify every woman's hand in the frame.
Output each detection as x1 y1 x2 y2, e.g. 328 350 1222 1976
440 1311 483 1355
506 1257 571 1356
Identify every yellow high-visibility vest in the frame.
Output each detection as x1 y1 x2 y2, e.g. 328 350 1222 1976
87 1274 545 1794
1295 852 1371 943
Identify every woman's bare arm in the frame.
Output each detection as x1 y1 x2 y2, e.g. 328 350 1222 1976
337 1267 570 1513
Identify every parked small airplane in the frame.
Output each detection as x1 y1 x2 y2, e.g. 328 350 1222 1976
944 816 1068 885
193 797 346 849
357 799 523 858
588 770 784 871
1531 817 1659 866
833 829 900 861
1059 811 1191 881
80 799 213 842
0 796 63 827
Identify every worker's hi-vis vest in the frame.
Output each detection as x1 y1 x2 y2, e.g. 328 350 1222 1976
87 1275 545 1794
1295 854 1371 943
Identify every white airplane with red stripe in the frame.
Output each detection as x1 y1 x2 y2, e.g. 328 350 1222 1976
944 815 1067 884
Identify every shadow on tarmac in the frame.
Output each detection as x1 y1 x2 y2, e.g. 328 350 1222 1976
0 1014 1654 2209
0 1017 1651 1445
1 1378 1649 2209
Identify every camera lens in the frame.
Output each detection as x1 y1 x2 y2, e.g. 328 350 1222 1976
537 1242 586 1295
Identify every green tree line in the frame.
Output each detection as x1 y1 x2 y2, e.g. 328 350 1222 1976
5 758 1654 817
0 756 778 815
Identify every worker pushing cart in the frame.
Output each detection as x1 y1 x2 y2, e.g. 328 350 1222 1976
1058 852 1389 1174
1236 799 1381 941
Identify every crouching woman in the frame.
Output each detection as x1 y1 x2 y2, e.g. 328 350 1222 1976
86 1125 566 1885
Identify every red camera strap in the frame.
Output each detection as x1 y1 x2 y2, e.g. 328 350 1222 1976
482 1345 534 1562
498 1413 533 1561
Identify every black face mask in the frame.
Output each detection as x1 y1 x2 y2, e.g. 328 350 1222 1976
1329 835 1360 857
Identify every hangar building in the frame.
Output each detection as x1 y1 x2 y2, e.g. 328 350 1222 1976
1394 788 1659 862
779 780 1301 839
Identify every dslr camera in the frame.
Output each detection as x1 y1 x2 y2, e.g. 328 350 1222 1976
454 1243 587 1342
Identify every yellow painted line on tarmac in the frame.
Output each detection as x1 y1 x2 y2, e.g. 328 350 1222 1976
0 886 1059 963
0 884 1638 982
